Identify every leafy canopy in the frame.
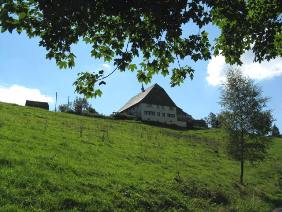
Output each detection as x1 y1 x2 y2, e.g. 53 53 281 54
1 0 281 97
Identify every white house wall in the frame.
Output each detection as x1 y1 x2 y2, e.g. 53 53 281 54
121 103 187 127
139 103 186 127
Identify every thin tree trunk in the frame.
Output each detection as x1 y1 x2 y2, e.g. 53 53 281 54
240 159 244 184
240 131 244 185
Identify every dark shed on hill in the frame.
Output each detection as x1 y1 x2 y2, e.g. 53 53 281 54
25 100 49 110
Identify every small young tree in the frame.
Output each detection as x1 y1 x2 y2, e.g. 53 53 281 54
272 124 280 137
220 68 273 184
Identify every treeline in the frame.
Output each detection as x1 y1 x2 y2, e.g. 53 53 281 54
58 97 101 117
205 112 280 137
59 98 280 137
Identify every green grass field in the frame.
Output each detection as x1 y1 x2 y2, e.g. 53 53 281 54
0 102 281 211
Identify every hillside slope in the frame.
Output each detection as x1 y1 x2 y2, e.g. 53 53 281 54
0 102 281 211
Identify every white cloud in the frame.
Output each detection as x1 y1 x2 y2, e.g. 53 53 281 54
206 55 228 86
206 51 282 86
0 85 54 106
102 63 111 71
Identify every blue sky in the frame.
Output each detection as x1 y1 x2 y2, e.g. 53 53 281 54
0 26 282 130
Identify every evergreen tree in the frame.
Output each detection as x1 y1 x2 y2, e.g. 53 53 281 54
272 124 280 137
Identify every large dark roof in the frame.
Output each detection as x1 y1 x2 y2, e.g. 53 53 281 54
118 84 176 112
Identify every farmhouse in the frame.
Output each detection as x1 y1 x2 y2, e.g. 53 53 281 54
118 84 191 127
25 100 49 110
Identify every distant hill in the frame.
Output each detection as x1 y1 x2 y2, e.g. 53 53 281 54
0 102 281 211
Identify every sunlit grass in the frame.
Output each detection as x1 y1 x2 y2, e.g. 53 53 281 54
0 102 281 211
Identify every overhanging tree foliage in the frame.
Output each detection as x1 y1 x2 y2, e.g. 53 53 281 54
1 0 281 97
220 68 273 185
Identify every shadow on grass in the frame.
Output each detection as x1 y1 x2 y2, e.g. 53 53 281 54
60 198 86 210
262 194 282 208
0 158 13 167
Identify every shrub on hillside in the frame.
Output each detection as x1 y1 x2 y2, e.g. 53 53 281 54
73 97 89 114
58 104 71 113
190 119 208 129
111 113 140 121
58 97 99 117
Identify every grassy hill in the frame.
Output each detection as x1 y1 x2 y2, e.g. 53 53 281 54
0 102 281 211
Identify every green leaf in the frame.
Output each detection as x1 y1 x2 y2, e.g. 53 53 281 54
57 61 68 69
18 12 26 20
128 64 137 71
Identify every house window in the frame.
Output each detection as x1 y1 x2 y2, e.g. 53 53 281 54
167 113 175 118
162 113 165 117
157 112 160 116
169 106 174 110
144 111 155 116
